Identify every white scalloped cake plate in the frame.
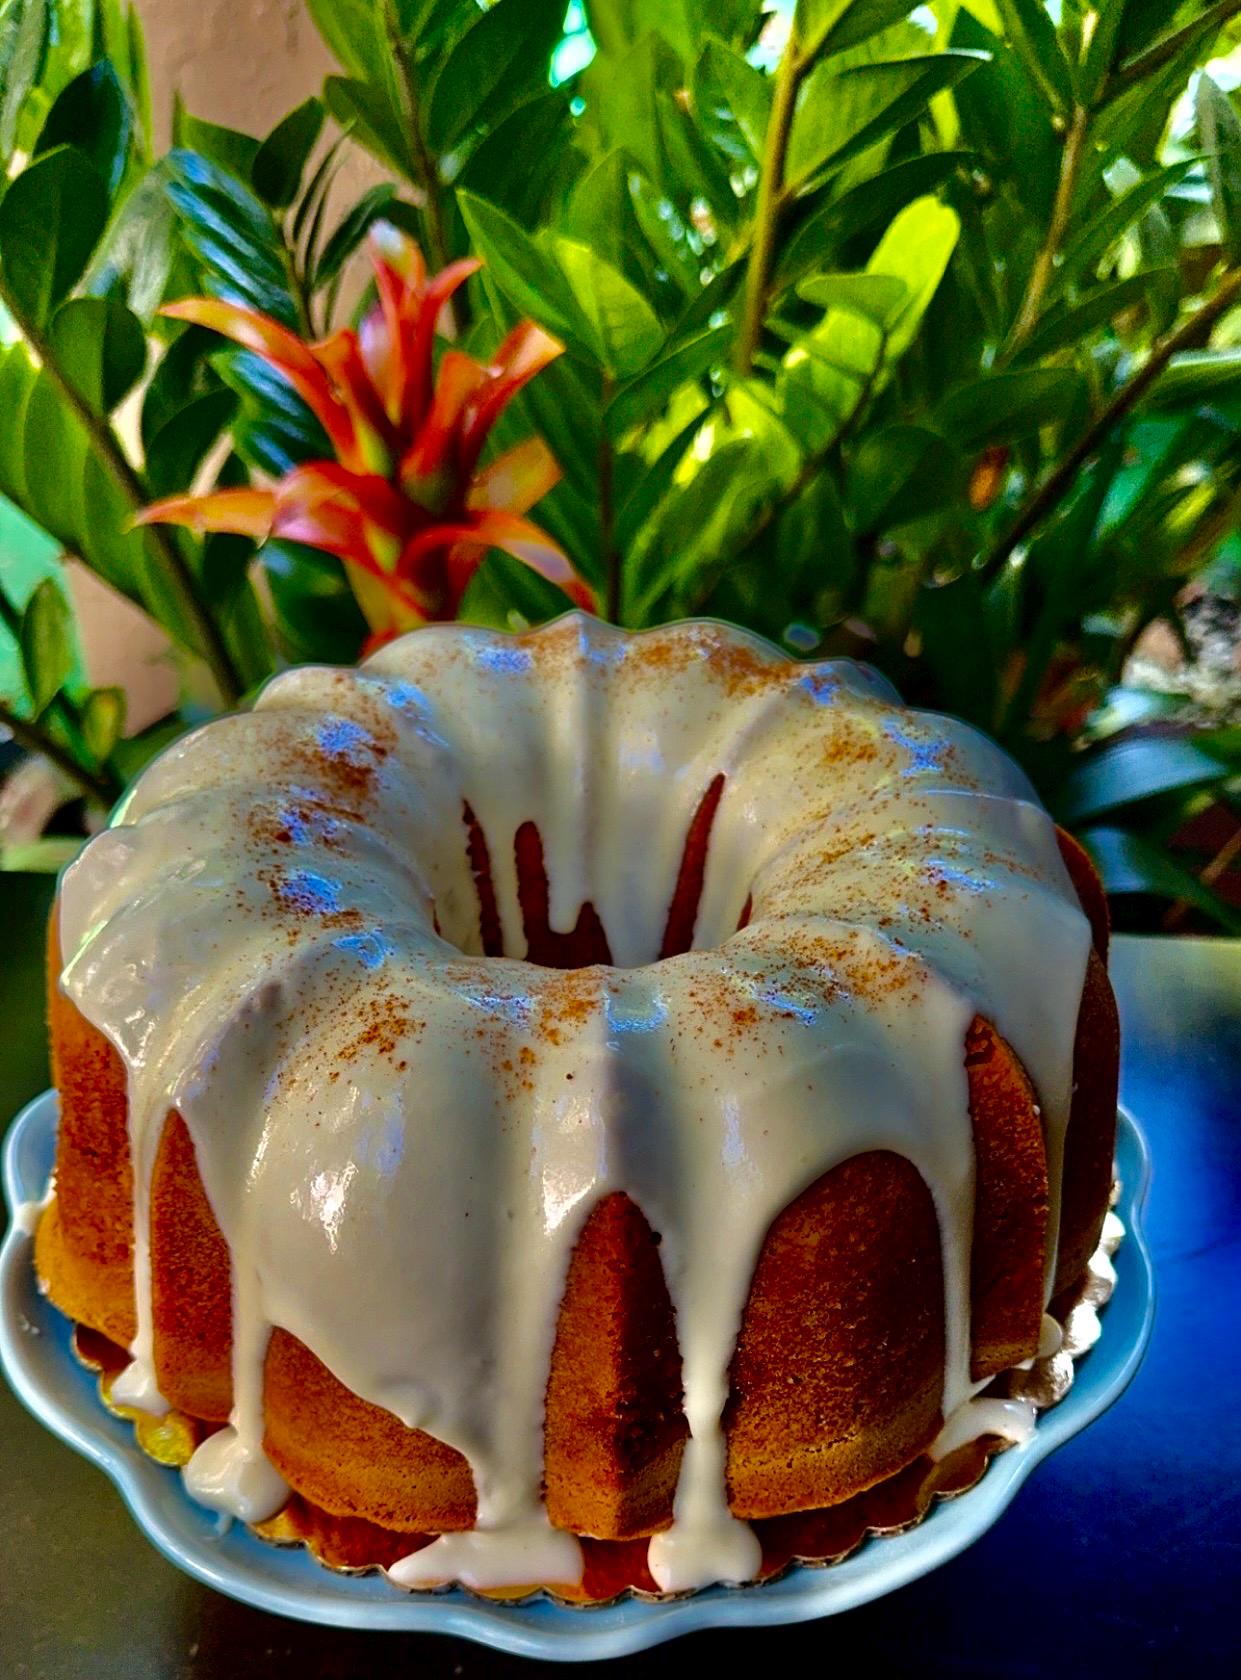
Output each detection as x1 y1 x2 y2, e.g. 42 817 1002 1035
1 1089 1153 1660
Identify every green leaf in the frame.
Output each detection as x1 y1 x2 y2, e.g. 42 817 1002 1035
781 196 959 450
605 323 730 436
797 272 909 324
219 348 328 475
950 6 1059 217
549 238 665 378
261 539 368 663
457 190 581 342
0 338 244 663
0 147 109 330
83 158 178 320
35 60 131 196
1101 2 1241 113
786 52 986 197
1079 825 1241 933
994 0 1074 115
615 406 711 555
322 74 410 180
140 323 220 453
934 367 1084 448
110 715 186 784
1077 0 1127 107
1057 735 1231 824
427 0 563 152
795 1 919 65
1 838 83 872
1148 348 1241 409
312 182 397 290
457 92 576 224
19 576 72 711
1197 74 1241 266
1053 159 1197 297
587 0 757 61
692 36 772 161
916 569 996 727
304 0 392 83
0 0 49 156
849 423 967 532
47 296 146 414
864 195 961 361
143 388 239 497
585 31 738 225
167 148 297 326
81 685 125 760
777 151 971 287
629 436 780 622
172 98 260 178
251 96 324 210
563 150 685 324
1015 269 1178 361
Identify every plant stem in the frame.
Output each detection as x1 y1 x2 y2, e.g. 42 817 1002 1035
1103 0 1241 104
980 268 1241 582
0 700 119 807
0 286 244 707
735 23 803 375
1007 103 1089 351
383 0 451 275
599 378 621 623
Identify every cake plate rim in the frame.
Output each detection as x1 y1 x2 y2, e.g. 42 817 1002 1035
0 1088 1154 1661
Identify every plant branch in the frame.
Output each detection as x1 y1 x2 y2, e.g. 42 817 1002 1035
735 23 804 375
383 0 451 275
0 699 119 808
1103 0 1241 104
0 286 244 706
980 268 1241 582
1007 103 1089 351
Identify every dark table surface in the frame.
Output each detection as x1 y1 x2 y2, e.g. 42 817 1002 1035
2 910 1238 1679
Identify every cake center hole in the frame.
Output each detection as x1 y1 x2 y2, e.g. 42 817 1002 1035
458 774 735 970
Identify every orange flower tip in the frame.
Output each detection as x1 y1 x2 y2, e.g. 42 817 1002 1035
130 489 276 541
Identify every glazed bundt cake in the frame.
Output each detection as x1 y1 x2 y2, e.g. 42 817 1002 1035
35 614 1119 1593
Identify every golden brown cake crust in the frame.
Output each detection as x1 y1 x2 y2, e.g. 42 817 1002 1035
41 915 136 1349
151 1112 234 1423
545 1191 687 1539
1054 949 1120 1294
724 1150 946 1519
262 1327 478 1532
36 830 1121 1548
965 1017 1049 1380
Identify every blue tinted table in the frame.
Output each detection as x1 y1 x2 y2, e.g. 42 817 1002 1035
1 929 1237 1677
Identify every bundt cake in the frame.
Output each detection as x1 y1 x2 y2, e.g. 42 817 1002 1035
34 614 1119 1594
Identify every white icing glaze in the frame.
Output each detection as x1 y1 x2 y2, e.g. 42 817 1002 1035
183 1425 290 1522
54 614 1092 1592
929 1397 1038 1461
386 1516 582 1592
13 1177 54 1237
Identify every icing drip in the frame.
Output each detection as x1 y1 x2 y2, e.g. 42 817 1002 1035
54 615 1092 1592
14 1177 54 1237
183 1427 290 1522
388 1518 582 1592
930 1397 1038 1461
111 1355 169 1417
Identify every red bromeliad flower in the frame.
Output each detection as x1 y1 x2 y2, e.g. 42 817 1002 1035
137 224 593 644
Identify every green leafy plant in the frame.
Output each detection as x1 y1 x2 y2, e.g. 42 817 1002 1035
1 0 1239 926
